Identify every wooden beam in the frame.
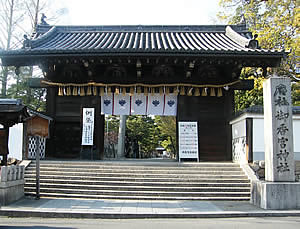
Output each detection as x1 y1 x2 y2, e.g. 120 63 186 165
230 79 254 90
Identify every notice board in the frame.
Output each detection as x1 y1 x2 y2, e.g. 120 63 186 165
81 108 95 146
178 121 199 162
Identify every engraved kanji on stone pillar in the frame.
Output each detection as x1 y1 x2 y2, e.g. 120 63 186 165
263 77 295 182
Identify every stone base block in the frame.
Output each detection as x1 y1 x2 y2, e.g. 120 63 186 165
0 180 24 206
251 181 300 209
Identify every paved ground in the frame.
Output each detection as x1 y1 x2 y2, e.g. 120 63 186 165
1 196 300 219
1 217 300 229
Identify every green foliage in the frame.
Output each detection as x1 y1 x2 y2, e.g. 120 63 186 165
235 74 265 111
0 0 67 111
218 0 300 110
126 116 162 157
105 115 120 134
292 81 300 106
2 66 46 111
155 116 177 155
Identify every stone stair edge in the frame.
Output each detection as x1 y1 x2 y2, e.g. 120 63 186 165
24 179 250 185
23 192 250 201
24 190 251 196
24 182 250 190
29 161 240 170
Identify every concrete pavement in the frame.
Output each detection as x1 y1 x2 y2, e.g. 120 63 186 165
1 196 300 219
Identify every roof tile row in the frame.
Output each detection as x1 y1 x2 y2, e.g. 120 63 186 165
33 30 251 52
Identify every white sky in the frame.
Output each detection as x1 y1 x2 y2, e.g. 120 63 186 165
54 0 222 26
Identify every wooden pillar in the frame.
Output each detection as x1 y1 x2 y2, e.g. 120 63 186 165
95 96 104 160
224 89 235 161
46 87 57 157
98 115 105 160
3 125 9 166
246 118 253 162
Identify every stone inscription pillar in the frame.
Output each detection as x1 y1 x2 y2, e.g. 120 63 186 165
263 77 295 182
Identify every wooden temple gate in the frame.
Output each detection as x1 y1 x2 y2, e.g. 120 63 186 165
0 24 284 161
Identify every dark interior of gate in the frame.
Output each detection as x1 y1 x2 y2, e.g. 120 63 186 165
178 94 233 161
48 93 232 161
0 24 284 161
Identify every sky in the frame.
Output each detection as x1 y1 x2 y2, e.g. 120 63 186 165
54 0 222 26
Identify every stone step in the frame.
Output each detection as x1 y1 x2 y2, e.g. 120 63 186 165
24 171 248 179
24 174 249 183
29 161 239 168
24 178 251 187
24 192 251 201
24 160 251 201
24 187 250 197
24 182 250 192
25 166 243 173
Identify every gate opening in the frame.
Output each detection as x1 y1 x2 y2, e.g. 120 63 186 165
104 115 177 160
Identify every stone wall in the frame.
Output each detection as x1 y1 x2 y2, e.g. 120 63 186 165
0 165 25 205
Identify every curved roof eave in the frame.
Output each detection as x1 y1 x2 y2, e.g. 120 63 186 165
0 24 287 66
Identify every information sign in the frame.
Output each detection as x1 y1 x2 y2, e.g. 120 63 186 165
178 121 199 162
81 108 95 146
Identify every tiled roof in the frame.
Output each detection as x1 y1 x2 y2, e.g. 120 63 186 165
1 24 284 56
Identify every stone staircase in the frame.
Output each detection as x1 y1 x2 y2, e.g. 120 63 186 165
24 160 251 200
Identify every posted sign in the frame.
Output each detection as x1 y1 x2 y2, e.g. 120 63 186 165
178 121 199 162
81 108 95 146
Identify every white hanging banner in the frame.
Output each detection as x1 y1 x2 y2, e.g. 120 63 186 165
147 94 164 115
81 108 95 146
164 94 177 116
101 94 113 115
178 121 199 161
114 94 131 115
131 94 147 115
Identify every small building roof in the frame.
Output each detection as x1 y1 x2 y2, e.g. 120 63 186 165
230 105 300 125
0 99 52 127
0 24 285 66
240 105 300 115
0 99 29 127
27 109 53 121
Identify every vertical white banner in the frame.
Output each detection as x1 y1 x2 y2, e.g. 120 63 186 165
114 94 131 115
82 108 95 146
164 94 177 116
131 94 147 115
101 94 113 115
147 94 164 115
178 121 199 161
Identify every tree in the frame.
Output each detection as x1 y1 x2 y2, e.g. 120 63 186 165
126 116 161 158
218 0 300 109
155 116 177 156
103 115 119 158
292 81 300 106
0 0 25 97
0 0 67 110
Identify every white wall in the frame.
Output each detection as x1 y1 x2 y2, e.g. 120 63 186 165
8 123 23 160
231 114 300 162
253 118 265 161
252 117 300 161
232 119 246 139
294 119 300 157
231 118 247 163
